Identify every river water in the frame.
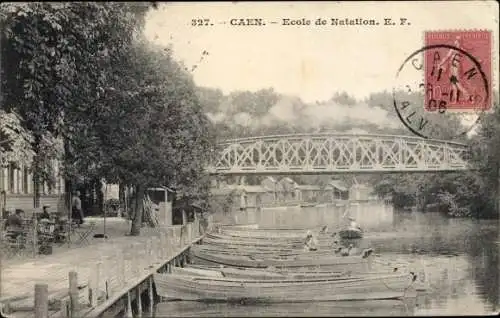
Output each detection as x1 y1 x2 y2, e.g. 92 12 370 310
155 209 499 316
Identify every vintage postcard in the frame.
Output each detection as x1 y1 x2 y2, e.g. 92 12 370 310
0 1 498 317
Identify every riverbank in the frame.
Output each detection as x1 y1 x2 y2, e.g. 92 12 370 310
2 217 132 267
1 218 204 317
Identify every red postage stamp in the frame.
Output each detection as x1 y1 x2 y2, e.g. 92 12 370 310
424 30 492 112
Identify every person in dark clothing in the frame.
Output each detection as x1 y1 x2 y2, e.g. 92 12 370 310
39 205 51 220
71 191 85 224
5 209 25 240
5 209 23 229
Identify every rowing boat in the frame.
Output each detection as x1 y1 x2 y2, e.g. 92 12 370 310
205 232 333 245
202 236 337 252
219 227 328 239
153 272 417 302
190 245 374 271
192 244 369 259
339 227 363 239
174 264 402 281
174 265 348 280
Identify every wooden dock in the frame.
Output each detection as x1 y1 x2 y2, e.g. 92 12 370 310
1 219 206 318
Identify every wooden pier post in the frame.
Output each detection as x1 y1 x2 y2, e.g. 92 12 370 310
123 249 131 282
166 262 171 273
148 276 154 313
136 286 143 318
145 239 152 266
89 262 101 307
132 243 141 275
165 230 171 257
34 283 48 318
187 222 192 243
180 225 184 247
181 225 186 247
59 299 70 318
167 228 175 256
126 291 133 318
68 271 79 314
160 233 167 259
148 237 155 264
116 249 125 287
182 253 187 267
153 236 161 263
100 254 111 299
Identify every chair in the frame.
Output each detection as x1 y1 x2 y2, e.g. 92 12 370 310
3 230 27 256
73 222 96 246
52 219 71 244
37 220 56 254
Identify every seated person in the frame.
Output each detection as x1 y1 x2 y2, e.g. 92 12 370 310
4 209 25 239
304 230 318 251
348 217 362 231
39 205 51 220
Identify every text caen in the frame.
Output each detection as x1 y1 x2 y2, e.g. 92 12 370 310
230 18 265 26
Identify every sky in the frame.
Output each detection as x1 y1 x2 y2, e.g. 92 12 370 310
143 1 499 104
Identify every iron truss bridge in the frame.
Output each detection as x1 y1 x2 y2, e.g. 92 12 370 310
207 133 471 175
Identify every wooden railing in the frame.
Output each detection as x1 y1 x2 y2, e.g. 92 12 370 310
1 220 203 318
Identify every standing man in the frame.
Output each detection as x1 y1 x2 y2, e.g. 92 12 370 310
72 191 85 225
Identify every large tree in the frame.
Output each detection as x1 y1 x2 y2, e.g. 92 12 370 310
2 3 215 234
1 2 152 204
67 40 215 235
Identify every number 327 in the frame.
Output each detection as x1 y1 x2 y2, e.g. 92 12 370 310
192 19 211 26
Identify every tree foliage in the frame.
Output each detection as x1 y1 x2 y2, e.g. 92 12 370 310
1 2 150 192
0 109 34 166
371 94 500 219
199 85 499 219
1 3 215 234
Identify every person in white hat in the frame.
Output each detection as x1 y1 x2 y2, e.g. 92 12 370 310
348 217 361 231
304 230 318 251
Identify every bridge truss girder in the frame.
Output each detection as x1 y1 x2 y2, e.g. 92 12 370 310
208 134 470 176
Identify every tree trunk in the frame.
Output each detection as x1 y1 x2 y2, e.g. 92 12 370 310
130 184 145 236
32 135 42 209
33 176 41 209
95 179 104 215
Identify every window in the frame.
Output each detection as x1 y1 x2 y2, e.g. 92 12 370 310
23 167 30 194
8 163 15 193
0 167 5 193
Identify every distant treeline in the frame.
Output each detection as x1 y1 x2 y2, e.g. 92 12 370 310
198 87 500 219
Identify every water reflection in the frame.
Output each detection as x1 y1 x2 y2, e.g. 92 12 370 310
155 300 415 317
156 209 499 316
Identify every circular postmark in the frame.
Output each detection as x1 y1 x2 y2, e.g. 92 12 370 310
393 43 490 140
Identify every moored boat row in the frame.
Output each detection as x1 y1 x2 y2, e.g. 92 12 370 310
154 224 423 304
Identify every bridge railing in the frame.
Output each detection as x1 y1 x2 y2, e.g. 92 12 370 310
209 133 470 175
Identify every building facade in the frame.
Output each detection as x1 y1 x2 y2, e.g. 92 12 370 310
294 184 322 202
349 184 377 201
260 176 280 202
278 177 298 202
324 179 350 201
0 160 66 217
